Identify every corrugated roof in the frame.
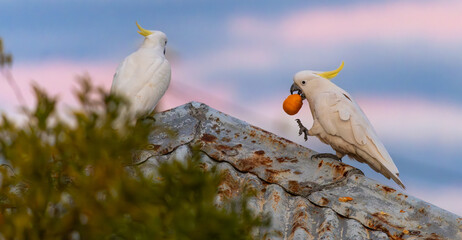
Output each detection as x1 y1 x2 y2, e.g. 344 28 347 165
134 102 462 240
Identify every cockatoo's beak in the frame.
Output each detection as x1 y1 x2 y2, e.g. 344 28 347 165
136 22 153 37
290 83 306 100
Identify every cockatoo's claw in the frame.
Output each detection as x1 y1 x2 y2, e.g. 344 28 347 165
136 116 156 126
143 116 156 122
295 119 309 141
311 153 342 162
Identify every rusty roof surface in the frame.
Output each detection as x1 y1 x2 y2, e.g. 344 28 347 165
136 102 462 240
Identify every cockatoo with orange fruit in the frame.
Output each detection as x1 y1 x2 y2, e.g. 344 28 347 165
111 22 171 123
284 62 405 189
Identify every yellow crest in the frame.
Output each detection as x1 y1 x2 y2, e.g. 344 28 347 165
136 22 153 37
317 61 344 80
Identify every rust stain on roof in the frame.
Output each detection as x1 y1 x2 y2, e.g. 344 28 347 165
318 160 324 168
201 133 217 142
276 157 298 163
320 197 330 206
254 150 265 155
288 180 301 193
237 155 272 172
380 185 397 193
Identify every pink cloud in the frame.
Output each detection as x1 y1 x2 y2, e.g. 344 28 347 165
231 1 462 46
0 60 237 118
356 95 462 148
156 67 237 113
0 61 117 110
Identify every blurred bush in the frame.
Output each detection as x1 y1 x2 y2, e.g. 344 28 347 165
0 78 268 240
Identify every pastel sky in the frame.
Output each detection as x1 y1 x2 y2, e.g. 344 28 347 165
1 0 461 215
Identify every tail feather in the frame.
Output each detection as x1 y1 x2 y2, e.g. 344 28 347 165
390 172 405 189
351 150 406 189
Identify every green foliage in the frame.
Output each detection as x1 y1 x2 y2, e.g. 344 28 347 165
0 79 268 239
0 38 13 67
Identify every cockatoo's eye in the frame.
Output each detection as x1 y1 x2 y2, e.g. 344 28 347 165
165 41 167 45
301 81 306 85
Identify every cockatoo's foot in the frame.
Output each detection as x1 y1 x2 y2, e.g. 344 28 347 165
295 119 309 141
136 116 156 126
143 116 156 122
311 153 342 162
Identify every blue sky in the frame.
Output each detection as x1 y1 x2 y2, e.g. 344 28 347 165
1 0 461 215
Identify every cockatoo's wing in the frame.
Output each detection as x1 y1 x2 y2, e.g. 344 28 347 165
313 91 405 188
130 59 171 114
111 52 170 115
111 56 135 94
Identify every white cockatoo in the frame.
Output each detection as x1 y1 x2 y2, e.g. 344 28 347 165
290 62 405 189
111 22 171 123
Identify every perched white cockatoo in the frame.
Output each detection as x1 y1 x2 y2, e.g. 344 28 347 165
111 22 171 123
290 62 405 189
